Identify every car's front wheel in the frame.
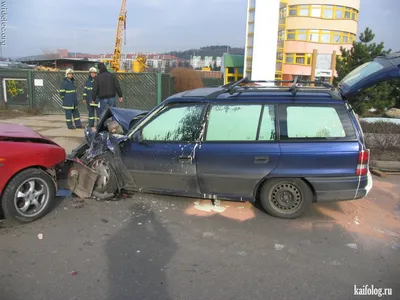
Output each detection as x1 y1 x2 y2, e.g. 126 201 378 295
260 178 312 219
1 168 56 223
89 153 118 195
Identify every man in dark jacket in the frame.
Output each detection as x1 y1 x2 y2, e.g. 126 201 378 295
59 68 82 129
92 62 123 117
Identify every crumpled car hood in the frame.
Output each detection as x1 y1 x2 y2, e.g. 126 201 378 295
106 107 148 132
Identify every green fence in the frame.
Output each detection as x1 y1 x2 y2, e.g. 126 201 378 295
0 70 174 114
202 77 224 87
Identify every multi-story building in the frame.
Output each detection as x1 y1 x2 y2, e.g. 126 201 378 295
190 56 223 70
244 0 360 82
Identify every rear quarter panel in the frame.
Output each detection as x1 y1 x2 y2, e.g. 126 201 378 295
0 141 66 195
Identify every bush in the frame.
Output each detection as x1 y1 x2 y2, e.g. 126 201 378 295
359 120 400 134
360 121 400 159
170 68 203 93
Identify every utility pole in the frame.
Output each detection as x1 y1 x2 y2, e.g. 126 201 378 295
330 50 337 84
310 49 318 85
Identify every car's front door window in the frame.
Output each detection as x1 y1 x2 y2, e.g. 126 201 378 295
142 104 205 142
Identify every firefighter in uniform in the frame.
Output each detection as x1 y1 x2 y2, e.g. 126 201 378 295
83 67 100 127
59 68 82 129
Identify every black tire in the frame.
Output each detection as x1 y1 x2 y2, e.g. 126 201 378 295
1 168 56 223
88 153 118 195
260 178 312 219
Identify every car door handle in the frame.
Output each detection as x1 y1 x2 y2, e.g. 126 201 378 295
179 155 193 163
254 156 269 164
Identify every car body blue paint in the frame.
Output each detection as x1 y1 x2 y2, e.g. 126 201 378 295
72 55 400 206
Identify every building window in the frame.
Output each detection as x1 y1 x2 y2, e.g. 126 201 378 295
248 23 254 33
323 5 333 18
333 31 341 43
287 4 358 20
289 7 297 16
287 30 295 40
299 5 309 16
285 54 294 64
284 53 312 66
309 30 319 42
297 30 307 41
311 5 321 17
285 29 355 44
335 6 343 19
321 31 331 43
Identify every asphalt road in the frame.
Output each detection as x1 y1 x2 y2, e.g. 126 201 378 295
1 175 399 300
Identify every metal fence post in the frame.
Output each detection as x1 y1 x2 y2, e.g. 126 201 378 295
157 73 162 104
27 70 34 109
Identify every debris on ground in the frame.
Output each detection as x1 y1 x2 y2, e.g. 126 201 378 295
71 271 78 276
346 243 358 250
274 244 285 251
72 199 84 209
37 233 43 240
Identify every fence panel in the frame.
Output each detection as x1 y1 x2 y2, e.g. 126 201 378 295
33 71 89 114
117 73 158 110
32 71 158 114
161 74 175 101
0 70 30 110
202 77 224 87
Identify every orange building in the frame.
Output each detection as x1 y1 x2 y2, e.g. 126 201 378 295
245 0 360 82
281 0 360 81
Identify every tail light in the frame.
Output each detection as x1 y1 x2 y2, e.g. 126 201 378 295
356 149 370 176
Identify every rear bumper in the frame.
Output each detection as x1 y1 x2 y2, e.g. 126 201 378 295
306 172 373 203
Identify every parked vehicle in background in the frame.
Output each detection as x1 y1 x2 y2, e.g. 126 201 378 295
68 52 400 219
0 123 66 223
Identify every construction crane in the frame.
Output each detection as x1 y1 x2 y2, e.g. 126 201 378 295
102 0 148 73
102 0 127 72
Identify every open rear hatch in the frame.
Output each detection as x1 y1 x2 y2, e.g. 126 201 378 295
338 52 400 99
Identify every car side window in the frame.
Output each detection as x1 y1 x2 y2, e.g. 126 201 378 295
142 104 204 142
205 104 262 141
284 106 346 139
258 105 276 141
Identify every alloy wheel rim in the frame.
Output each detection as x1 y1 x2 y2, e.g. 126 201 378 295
14 178 49 217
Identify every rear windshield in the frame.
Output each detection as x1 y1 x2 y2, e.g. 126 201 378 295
339 61 384 88
279 104 357 140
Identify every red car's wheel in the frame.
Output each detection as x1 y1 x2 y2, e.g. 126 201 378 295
1 168 56 223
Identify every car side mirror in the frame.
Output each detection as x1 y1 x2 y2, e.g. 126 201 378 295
132 130 143 144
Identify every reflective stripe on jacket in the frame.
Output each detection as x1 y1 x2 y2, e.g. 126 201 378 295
83 77 99 106
60 77 77 109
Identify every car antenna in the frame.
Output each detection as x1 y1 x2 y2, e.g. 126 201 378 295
289 76 299 96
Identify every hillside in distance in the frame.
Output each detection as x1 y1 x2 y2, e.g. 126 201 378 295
165 45 245 60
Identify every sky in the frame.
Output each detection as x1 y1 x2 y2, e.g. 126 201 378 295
1 0 400 58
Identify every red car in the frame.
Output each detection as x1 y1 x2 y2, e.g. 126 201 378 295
0 123 66 223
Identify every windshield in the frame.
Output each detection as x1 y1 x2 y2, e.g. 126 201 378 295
340 61 384 88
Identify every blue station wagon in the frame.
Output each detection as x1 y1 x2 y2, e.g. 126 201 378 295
66 52 400 219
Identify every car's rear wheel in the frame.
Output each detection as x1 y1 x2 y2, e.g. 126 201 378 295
1 168 56 223
260 178 312 219
89 154 118 195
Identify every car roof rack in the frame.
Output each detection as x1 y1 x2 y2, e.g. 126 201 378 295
203 76 341 100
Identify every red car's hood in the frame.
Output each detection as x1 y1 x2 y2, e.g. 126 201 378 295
0 122 58 145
